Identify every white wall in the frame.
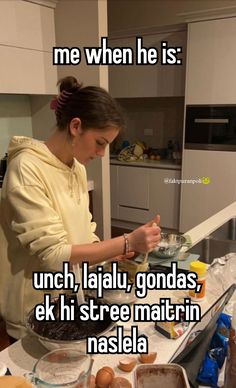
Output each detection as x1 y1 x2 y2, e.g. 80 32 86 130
0 95 32 158
116 97 184 150
30 95 56 141
55 0 111 240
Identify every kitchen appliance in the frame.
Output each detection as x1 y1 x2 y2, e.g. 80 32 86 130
185 105 236 151
180 105 236 232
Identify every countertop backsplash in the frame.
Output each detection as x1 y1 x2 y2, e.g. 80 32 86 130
0 94 55 159
0 95 33 158
116 96 184 150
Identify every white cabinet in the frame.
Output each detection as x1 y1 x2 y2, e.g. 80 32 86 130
110 164 181 229
118 166 150 224
0 0 55 51
149 168 180 230
179 150 236 232
186 17 236 104
109 30 186 98
0 0 57 94
110 165 119 219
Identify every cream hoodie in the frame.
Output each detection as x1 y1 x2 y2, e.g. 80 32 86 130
0 136 99 338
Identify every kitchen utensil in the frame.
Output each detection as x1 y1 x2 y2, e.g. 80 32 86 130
72 264 85 306
26 297 115 351
25 348 92 387
152 233 187 259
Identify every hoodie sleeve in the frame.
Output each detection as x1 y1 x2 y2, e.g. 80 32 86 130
5 184 71 271
79 163 100 243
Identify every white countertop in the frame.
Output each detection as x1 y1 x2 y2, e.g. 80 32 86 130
1 182 94 193
0 287 219 385
182 201 236 250
110 158 182 170
1 202 235 385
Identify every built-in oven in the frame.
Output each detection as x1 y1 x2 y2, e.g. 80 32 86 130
185 105 236 151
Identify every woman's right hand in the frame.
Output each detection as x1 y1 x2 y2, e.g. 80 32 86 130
128 215 161 253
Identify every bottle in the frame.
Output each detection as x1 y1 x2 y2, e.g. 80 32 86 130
189 261 207 301
224 303 236 388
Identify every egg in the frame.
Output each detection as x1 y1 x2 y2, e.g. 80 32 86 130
95 366 115 387
110 377 132 388
139 352 157 363
118 357 137 372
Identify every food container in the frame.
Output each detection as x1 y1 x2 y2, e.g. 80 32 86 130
26 296 115 351
153 233 187 259
25 348 93 388
133 364 190 388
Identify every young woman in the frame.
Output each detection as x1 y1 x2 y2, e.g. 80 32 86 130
0 76 161 339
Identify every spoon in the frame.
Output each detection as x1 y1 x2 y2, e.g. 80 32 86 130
72 264 85 306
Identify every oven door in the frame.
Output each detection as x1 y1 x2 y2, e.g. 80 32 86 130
185 105 236 151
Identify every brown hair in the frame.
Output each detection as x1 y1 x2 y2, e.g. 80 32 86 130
52 76 125 132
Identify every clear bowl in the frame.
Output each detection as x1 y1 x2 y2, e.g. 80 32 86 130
153 233 187 259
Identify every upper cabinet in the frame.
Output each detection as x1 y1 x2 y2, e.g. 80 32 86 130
109 28 186 98
186 17 236 105
0 0 57 94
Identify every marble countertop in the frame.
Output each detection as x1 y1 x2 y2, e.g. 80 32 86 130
182 201 236 250
110 158 182 170
0 289 216 385
1 202 236 385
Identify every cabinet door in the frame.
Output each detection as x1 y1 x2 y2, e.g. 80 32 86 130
179 150 236 232
0 0 55 51
0 0 57 94
109 30 186 98
0 46 57 94
118 166 151 223
110 165 119 219
149 168 181 229
186 18 236 104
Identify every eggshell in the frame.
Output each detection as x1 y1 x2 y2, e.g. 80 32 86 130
95 366 115 387
139 352 157 363
110 377 132 388
89 374 96 388
118 357 137 372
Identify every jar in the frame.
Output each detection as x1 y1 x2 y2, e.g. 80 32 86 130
189 261 207 301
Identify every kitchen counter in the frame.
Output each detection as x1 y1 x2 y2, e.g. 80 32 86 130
1 202 236 385
182 201 236 250
110 158 182 170
0 288 217 385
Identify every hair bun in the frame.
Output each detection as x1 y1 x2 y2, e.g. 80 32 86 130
57 76 82 93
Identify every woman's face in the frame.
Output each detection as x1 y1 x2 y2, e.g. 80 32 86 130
73 126 119 165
